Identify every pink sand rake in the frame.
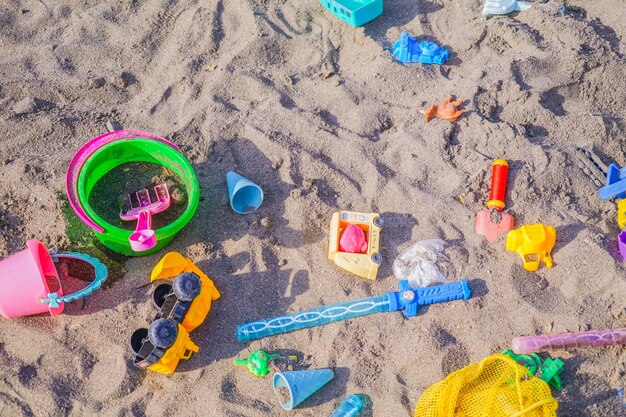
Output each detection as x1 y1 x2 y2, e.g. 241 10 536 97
512 328 626 354
120 184 171 252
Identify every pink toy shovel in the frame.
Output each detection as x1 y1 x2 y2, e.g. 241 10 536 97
120 184 170 252
475 159 514 242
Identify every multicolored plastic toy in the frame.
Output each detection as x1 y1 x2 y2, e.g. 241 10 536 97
482 0 532 17
120 184 171 252
66 130 199 256
393 32 449 64
475 159 515 242
236 280 471 342
0 240 108 318
328 211 383 280
234 350 296 377
501 349 564 390
424 96 467 123
506 224 556 272
320 0 383 27
129 252 220 374
330 394 365 417
512 328 626 354
273 369 334 410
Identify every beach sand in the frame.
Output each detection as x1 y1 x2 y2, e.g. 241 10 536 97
0 0 625 415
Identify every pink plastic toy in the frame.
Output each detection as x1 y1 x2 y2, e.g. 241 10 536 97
339 224 368 254
120 184 171 252
0 240 108 318
65 130 178 233
512 328 626 354
0 240 65 318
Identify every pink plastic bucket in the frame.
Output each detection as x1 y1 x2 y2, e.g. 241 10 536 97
0 240 64 318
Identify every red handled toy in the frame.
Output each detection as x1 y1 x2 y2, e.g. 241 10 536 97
475 159 514 243
487 160 509 211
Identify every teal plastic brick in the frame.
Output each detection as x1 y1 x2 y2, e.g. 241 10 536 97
320 0 383 27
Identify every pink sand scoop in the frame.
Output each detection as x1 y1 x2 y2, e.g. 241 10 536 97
120 184 170 252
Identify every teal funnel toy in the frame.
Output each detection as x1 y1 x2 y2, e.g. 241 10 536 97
226 171 264 214
273 369 334 410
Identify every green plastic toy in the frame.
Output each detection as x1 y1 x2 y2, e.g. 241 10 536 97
501 349 564 390
233 350 294 377
539 358 564 390
75 136 199 256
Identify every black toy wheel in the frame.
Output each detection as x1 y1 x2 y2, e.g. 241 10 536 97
152 284 172 309
148 318 178 349
373 217 384 227
172 273 202 302
371 253 383 264
129 328 148 356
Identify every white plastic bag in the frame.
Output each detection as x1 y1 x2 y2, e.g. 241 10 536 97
392 239 451 289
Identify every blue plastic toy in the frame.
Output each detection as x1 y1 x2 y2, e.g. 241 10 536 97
236 279 471 342
320 0 383 27
330 394 365 417
599 163 626 200
393 32 449 64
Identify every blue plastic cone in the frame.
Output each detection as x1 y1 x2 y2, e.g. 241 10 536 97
273 369 334 410
226 171 264 214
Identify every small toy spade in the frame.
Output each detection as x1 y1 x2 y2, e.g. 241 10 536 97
234 350 296 377
475 160 514 242
120 184 170 252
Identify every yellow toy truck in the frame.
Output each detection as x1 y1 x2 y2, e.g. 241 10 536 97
129 252 220 374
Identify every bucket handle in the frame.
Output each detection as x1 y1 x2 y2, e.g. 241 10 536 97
40 252 108 308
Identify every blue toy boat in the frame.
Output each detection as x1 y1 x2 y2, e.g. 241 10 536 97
393 32 449 64
320 0 383 27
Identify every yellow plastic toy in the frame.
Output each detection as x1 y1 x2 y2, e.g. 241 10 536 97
145 324 199 374
618 199 626 229
328 211 383 280
415 353 558 417
129 252 220 374
506 224 556 272
151 251 221 332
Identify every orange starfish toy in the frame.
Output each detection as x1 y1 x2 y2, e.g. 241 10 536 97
424 95 467 123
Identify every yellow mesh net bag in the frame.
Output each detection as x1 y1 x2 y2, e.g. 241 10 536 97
414 353 558 417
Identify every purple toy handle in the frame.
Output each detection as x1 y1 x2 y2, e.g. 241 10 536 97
512 328 626 354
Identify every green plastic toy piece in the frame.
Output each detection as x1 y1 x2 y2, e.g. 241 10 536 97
501 349 542 376
233 350 286 377
502 349 564 390
539 358 564 390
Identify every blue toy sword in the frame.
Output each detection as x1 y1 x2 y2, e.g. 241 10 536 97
236 280 471 342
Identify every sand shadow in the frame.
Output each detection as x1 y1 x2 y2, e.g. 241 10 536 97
377 212 419 278
553 223 585 257
556 355 626 415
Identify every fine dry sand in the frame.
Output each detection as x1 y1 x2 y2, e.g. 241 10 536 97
0 0 625 416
